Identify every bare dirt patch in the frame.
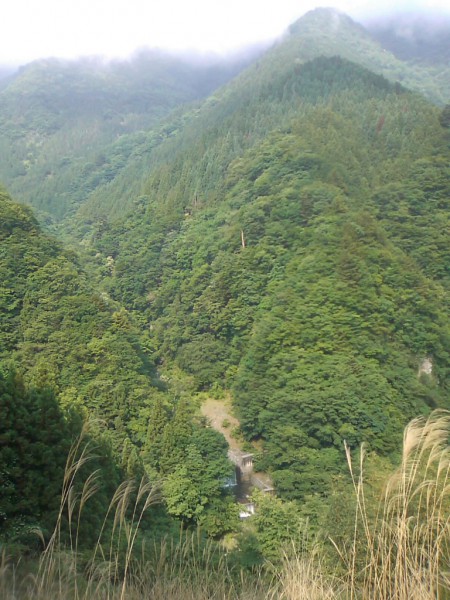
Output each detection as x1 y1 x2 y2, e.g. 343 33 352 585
201 396 274 493
200 397 242 452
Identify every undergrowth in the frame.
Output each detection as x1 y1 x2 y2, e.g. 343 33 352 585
1 411 449 599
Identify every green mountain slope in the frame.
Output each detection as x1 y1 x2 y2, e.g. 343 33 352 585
2 8 449 230
87 53 449 500
0 188 238 538
66 8 450 228
0 188 143 538
2 7 449 512
0 51 247 220
283 8 450 103
0 187 164 451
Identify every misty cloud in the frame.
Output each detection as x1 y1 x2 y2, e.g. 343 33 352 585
1 0 450 65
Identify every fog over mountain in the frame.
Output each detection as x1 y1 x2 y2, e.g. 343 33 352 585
0 65 17 80
0 3 449 596
365 10 450 64
2 1 450 65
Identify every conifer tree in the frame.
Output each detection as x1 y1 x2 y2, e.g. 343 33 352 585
159 397 193 474
143 396 169 471
0 371 74 537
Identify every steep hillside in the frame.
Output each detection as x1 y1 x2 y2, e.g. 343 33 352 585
87 53 449 500
1 8 449 229
1 7 450 579
0 51 247 220
65 8 450 227
1 6 450 589
1 4 449 518
0 188 237 539
0 187 163 452
282 8 450 102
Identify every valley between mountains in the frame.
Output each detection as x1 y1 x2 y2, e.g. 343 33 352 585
0 7 449 599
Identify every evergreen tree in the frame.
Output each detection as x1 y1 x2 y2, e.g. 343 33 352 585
143 396 169 471
160 397 193 474
0 371 75 538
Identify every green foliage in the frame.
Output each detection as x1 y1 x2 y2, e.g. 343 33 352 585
285 8 450 104
144 396 169 471
0 52 248 221
0 372 124 546
145 398 237 535
440 104 450 128
249 491 308 563
2 8 450 547
0 189 166 460
0 187 239 540
0 371 74 538
0 188 59 357
86 55 449 504
176 334 231 388
3 8 449 228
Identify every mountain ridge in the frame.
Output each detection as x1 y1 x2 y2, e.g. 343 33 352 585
0 4 449 530
82 53 449 500
0 7 449 226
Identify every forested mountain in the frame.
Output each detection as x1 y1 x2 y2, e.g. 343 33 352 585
0 6 449 590
274 8 450 103
66 7 450 224
85 48 449 500
0 187 162 447
0 51 249 220
0 188 142 538
1 8 449 228
0 187 236 540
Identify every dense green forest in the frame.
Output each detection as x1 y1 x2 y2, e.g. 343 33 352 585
0 8 449 228
88 54 449 502
0 6 449 599
0 50 251 220
0 188 236 544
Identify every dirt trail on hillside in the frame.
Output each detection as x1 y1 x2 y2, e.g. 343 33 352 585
201 397 274 492
200 397 242 452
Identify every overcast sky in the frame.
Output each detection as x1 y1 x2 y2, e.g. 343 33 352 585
2 0 449 64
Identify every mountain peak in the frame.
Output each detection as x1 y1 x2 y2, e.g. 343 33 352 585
288 7 358 36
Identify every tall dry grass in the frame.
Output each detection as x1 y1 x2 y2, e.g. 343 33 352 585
342 409 450 600
264 409 450 599
0 423 265 599
1 410 449 599
272 546 344 600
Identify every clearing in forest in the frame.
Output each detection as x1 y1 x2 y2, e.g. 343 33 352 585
201 396 274 494
200 396 242 452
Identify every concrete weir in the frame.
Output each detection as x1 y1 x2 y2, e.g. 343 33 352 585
200 398 274 515
228 450 274 501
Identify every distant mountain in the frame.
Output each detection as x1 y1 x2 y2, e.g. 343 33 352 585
61 7 449 226
0 50 249 220
366 11 450 66
1 7 449 227
282 8 449 103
